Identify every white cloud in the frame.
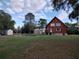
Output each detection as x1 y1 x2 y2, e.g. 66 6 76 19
5 8 15 14
44 6 53 14
57 10 77 23
35 11 47 21
17 15 25 20
24 0 47 13
11 0 24 13
58 10 68 20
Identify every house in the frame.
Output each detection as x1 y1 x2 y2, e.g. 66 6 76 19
45 17 68 35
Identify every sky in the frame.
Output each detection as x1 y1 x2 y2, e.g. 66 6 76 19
0 0 77 28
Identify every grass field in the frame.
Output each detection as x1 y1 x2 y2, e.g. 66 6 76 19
0 35 79 59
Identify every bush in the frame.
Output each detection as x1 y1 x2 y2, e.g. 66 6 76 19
67 29 79 35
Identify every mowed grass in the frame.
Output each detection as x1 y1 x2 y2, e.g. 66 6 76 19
0 35 79 59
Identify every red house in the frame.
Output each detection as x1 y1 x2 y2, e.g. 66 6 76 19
45 17 68 35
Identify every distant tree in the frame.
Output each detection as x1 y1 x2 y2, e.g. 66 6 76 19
17 26 21 33
0 10 15 31
51 0 79 21
38 18 47 29
25 13 35 24
65 22 77 27
23 13 35 33
21 23 35 33
69 3 79 22
65 22 79 35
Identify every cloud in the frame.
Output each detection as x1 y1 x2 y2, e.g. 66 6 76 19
5 8 15 14
5 0 51 15
24 0 47 13
57 10 77 23
58 10 68 20
0 2 3 6
11 0 24 13
16 14 25 20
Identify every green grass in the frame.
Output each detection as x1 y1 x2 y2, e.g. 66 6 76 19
0 35 79 59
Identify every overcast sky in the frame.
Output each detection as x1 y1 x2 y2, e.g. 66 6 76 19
0 0 76 28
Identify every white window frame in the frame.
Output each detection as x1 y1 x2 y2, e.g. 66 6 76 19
51 23 55 26
56 23 61 26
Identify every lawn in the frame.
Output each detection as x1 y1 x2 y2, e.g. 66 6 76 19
0 35 79 59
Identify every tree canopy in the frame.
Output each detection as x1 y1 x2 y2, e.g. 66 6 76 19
0 10 15 30
51 0 79 21
38 18 47 29
25 13 35 24
22 13 35 33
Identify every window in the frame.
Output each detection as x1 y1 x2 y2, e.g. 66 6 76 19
51 23 55 26
56 23 61 26
51 23 61 27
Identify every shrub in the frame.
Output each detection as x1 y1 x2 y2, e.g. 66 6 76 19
67 29 79 35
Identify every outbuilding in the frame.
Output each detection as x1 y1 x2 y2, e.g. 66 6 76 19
4 29 13 35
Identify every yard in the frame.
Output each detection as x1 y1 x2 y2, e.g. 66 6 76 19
0 35 79 59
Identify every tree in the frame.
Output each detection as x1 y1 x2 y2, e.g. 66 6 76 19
17 26 21 33
21 23 34 33
23 13 35 33
69 3 79 22
51 0 79 21
65 22 77 27
25 13 35 24
0 10 15 31
38 18 47 29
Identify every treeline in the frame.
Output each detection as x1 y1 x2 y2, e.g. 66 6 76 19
65 23 79 35
0 10 47 34
20 13 47 34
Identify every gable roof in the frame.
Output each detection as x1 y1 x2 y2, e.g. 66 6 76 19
46 17 68 28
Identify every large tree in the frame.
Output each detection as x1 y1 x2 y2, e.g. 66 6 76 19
0 10 15 31
23 13 35 33
25 13 35 24
51 0 79 21
38 18 47 29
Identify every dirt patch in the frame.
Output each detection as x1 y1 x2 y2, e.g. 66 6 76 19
24 41 78 59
